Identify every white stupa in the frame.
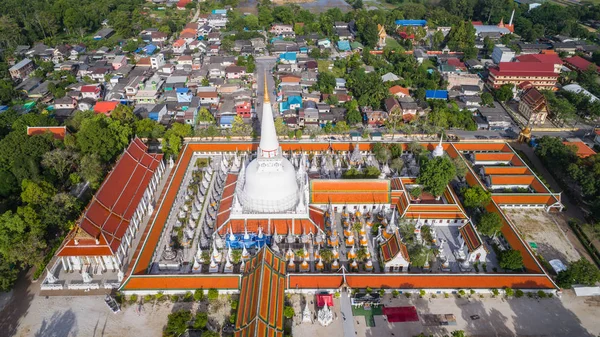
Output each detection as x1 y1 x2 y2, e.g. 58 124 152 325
237 74 301 213
432 134 445 158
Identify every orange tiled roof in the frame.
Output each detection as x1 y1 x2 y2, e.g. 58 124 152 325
459 222 482 252
26 126 67 140
235 246 285 337
57 138 162 257
380 231 409 263
93 101 119 116
489 175 535 186
563 141 596 158
473 152 514 162
389 85 410 96
123 274 240 290
310 179 390 204
484 166 530 175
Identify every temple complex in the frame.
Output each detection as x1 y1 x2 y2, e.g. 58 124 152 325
45 77 564 336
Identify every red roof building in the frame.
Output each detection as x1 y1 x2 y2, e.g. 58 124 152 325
487 62 559 89
26 126 67 140
93 101 120 116
563 141 596 158
56 138 165 274
177 0 191 10
389 85 410 97
564 56 600 73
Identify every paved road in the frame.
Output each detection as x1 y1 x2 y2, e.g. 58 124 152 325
340 291 356 337
255 57 277 123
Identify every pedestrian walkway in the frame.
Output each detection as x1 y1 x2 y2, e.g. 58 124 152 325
340 291 356 337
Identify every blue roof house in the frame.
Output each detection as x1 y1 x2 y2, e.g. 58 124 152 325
142 44 157 55
337 40 351 52
279 95 303 112
299 46 309 54
212 9 227 15
177 88 193 103
279 52 297 64
395 20 427 27
425 90 448 100
219 114 236 128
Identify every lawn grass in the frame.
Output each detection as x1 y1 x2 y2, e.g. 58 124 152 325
318 60 331 73
385 37 401 49
351 305 383 327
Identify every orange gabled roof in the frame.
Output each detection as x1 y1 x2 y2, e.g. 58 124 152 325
489 175 535 186
123 274 240 290
26 126 67 140
484 166 530 175
310 179 390 204
459 222 482 252
473 152 514 162
389 85 410 96
563 141 596 158
93 101 119 116
380 231 409 263
235 246 286 337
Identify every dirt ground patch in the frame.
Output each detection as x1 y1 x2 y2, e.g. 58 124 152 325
505 209 580 263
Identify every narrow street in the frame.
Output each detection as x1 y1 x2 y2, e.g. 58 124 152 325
340 290 356 337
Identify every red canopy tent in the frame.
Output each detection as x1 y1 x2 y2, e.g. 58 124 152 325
316 294 334 307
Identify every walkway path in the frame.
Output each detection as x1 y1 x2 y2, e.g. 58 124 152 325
340 291 356 337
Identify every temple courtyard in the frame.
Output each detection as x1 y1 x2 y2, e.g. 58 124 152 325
291 291 600 337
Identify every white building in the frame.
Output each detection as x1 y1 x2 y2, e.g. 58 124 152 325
491 46 515 64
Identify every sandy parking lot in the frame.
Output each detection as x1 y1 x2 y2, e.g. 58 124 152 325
505 209 580 263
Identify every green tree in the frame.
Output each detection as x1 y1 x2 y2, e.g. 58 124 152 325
208 288 219 301
0 257 19 291
0 80 17 105
79 154 104 189
164 310 192 337
76 114 132 162
494 84 514 102
346 108 362 125
432 30 445 50
451 331 466 337
417 156 456 198
283 306 295 319
462 185 491 209
197 108 215 124
453 156 468 180
162 123 192 159
556 258 600 289
193 311 208 329
42 149 79 182
390 157 404 173
316 72 336 94
110 105 136 126
498 249 524 271
231 115 251 137
477 211 503 237
20 179 56 206
481 92 494 106
134 119 166 140
358 19 378 48
0 207 47 266
333 121 350 134
274 117 288 136
446 21 475 53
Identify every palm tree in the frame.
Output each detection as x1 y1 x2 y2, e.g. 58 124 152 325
231 249 242 264
320 249 334 266
357 248 368 261
352 222 362 234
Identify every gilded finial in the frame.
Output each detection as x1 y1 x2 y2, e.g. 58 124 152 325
263 70 270 103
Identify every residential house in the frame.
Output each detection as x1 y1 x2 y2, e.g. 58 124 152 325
300 107 319 128
173 39 187 54
381 72 400 82
234 40 252 53
487 62 559 89
280 95 303 112
280 74 301 87
197 88 219 105
93 28 114 40
425 90 448 100
460 85 481 96
517 42 552 55
336 28 353 41
564 56 599 73
465 59 484 70
225 65 246 79
235 100 252 118
250 38 266 53
93 101 119 116
198 24 212 37
445 73 483 90
77 98 95 111
112 55 127 70
337 40 351 52
207 14 228 29
176 88 193 103
518 87 548 125
219 113 236 128
389 85 410 98
317 39 331 48
149 103 168 122
54 97 77 110
335 78 346 90
52 45 72 64
398 97 419 122
80 84 102 100
151 54 166 70
279 52 297 64
491 46 515 64
270 24 294 35
362 106 388 126
69 44 86 60
207 32 221 44
151 31 168 45
384 97 401 117
177 55 193 67
553 42 577 55
479 106 512 130
9 58 34 80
